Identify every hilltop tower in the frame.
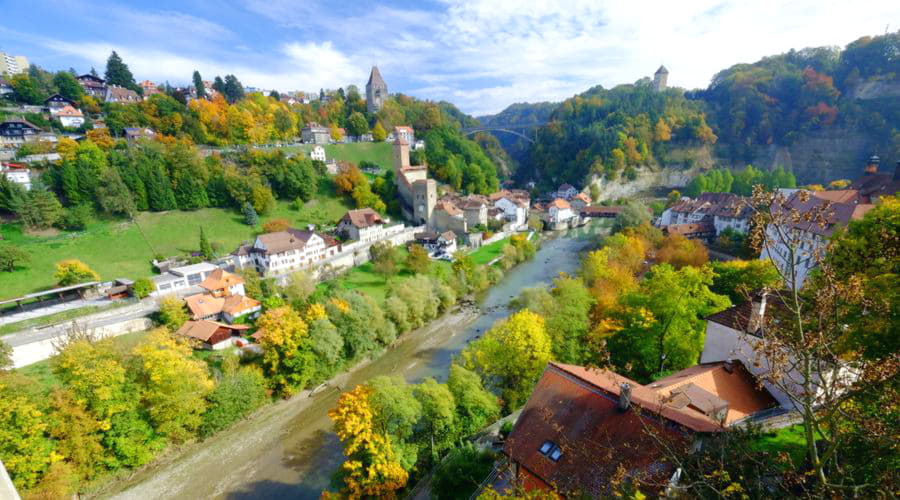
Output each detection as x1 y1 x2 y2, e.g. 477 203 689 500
653 65 669 92
366 66 387 114
392 133 436 226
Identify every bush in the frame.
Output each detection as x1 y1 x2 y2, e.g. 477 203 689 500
132 278 153 299
59 204 93 231
430 443 496 500
200 367 268 437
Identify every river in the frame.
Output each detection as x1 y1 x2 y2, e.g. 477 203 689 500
105 224 603 500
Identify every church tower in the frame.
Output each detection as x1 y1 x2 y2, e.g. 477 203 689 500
366 66 387 114
653 65 669 92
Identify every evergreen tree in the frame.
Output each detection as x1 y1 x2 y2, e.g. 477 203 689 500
268 90 280 100
52 71 83 101
145 164 177 211
222 75 245 103
212 76 225 94
199 227 213 260
96 167 136 217
192 70 205 99
242 202 259 226
89 66 98 77
59 161 80 205
173 170 209 210
104 51 138 93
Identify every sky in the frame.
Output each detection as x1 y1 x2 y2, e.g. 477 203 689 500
2 0 898 116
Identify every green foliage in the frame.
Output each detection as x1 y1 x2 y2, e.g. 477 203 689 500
710 259 782 303
132 278 153 299
199 227 213 260
423 125 500 194
52 71 83 101
18 188 63 230
611 200 651 233
200 367 268 437
0 243 30 272
687 166 796 197
405 244 431 274
0 383 55 489
104 51 139 94
242 202 259 226
59 203 93 231
326 290 396 361
431 443 496 500
446 364 500 437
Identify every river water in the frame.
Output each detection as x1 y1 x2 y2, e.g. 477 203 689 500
107 224 602 500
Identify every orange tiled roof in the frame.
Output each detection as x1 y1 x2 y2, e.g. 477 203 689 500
222 294 260 316
184 294 224 319
548 198 571 209
200 269 244 292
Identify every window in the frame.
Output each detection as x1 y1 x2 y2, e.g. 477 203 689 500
538 440 562 461
549 447 562 461
539 441 553 454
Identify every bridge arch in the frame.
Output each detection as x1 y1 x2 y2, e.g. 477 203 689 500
461 127 536 143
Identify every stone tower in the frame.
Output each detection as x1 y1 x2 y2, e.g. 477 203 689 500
366 66 387 114
653 65 668 92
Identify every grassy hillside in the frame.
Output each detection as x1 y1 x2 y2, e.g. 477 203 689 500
280 142 394 169
0 181 353 300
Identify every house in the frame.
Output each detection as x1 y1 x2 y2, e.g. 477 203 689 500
123 127 155 141
759 191 873 287
556 183 578 200
231 227 341 277
394 126 414 146
432 200 468 235
662 222 716 241
569 192 592 210
138 80 161 98
199 269 245 297
44 94 77 109
52 105 85 128
0 118 42 146
414 230 457 257
301 122 330 144
105 85 141 103
846 155 900 203
490 189 530 227
413 139 426 150
175 320 251 350
460 196 488 228
77 74 107 99
502 361 775 496
702 292 856 411
150 262 219 296
1 163 32 190
658 192 752 239
336 208 386 243
310 145 326 162
546 198 575 225
184 292 262 323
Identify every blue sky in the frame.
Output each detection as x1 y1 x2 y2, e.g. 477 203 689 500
2 0 898 115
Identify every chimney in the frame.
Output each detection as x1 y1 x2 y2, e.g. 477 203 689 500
864 155 880 176
746 291 768 333
618 383 632 411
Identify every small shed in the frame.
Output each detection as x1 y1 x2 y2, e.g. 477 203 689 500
175 320 250 350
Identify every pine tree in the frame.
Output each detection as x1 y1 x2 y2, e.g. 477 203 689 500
242 202 259 226
199 227 213 260
192 70 205 99
104 51 138 93
89 66 98 77
212 76 225 94
223 75 244 103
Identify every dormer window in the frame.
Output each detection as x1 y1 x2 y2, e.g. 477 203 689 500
538 440 562 461
539 441 553 454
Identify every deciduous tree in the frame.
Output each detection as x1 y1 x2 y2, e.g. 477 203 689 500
0 243 30 272
256 306 314 395
405 244 430 274
54 259 99 285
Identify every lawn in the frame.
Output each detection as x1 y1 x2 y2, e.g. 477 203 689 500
754 424 820 466
0 179 354 300
280 142 394 170
469 237 511 266
335 247 452 305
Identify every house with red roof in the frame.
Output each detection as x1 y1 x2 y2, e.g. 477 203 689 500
337 208 386 243
500 361 775 496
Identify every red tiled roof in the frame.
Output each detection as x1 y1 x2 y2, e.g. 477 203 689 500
548 199 570 209
339 208 384 229
199 269 243 292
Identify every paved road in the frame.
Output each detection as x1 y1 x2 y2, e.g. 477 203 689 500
0 297 112 326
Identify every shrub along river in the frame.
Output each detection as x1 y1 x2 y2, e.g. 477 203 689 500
103 223 604 500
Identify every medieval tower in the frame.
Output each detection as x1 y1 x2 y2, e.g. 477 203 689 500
366 66 387 113
653 65 669 92
392 131 436 226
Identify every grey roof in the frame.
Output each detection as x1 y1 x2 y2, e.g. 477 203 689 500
656 65 669 74
367 66 386 88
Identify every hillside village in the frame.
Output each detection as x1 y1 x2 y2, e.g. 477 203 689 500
0 27 898 500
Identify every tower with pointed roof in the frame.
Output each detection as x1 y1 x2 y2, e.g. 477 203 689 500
366 66 387 113
653 65 668 92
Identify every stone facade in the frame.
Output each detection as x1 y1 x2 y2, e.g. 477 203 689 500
366 66 387 114
393 133 436 226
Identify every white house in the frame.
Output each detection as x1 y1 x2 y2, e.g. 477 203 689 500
415 230 457 258
759 191 872 288
547 198 575 225
310 145 326 162
702 293 858 411
151 262 219 296
336 208 387 244
490 189 530 228
394 126 414 145
556 183 578 200
658 192 752 237
232 227 341 277
52 105 85 128
2 163 32 190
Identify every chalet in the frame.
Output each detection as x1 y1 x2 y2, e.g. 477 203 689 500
44 94 77 109
501 361 775 496
52 105 85 128
1 163 32 190
77 74 107 99
105 85 141 103
556 183 578 200
175 320 251 350
414 230 457 257
0 118 42 146
138 80 161 98
199 269 245 297
184 292 262 323
231 227 341 277
301 122 330 144
336 208 386 243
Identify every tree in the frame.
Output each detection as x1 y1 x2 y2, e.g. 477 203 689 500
0 383 55 489
242 202 259 226
330 123 344 142
666 189 682 207
131 329 213 441
367 376 422 469
372 121 387 142
709 259 782 303
0 173 26 213
104 51 138 93
0 243 30 272
222 74 244 103
405 244 430 274
370 241 398 281
132 278 153 299
431 443 496 500
446 364 499 438
192 70 205 99
96 167 135 217
200 366 267 437
461 310 552 409
256 306 314 395
18 189 63 230
611 200 650 233
47 389 106 480
347 112 368 137
414 379 458 463
199 227 213 260
283 270 315 305
262 218 290 233
158 295 188 330
329 385 409 497
9 73 44 104
656 233 709 269
54 259 99 285
52 71 83 101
